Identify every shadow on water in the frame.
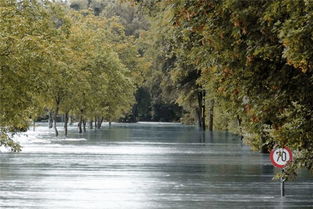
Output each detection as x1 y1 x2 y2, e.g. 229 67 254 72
197 129 242 144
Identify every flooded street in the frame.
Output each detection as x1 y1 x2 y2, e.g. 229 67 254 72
0 123 312 208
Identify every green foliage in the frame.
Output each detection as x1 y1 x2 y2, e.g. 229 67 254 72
0 129 22 152
0 0 62 149
1 0 145 149
133 0 313 177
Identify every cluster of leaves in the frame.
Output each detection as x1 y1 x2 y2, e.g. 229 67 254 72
0 0 146 150
132 0 313 177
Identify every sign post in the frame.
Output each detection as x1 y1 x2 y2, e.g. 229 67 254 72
270 147 293 197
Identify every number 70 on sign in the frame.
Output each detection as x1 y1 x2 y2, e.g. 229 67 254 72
270 147 293 168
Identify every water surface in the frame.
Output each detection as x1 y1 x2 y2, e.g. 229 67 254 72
0 122 312 208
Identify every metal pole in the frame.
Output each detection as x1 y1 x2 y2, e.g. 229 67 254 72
281 169 285 197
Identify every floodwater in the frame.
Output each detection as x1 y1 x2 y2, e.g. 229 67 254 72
0 122 312 209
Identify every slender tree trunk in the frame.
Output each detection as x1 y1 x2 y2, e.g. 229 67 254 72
48 111 53 128
69 115 73 125
208 99 214 131
101 117 104 127
94 117 97 130
109 121 112 127
83 120 87 132
236 115 243 141
78 109 83 133
96 117 99 129
89 120 93 129
197 90 206 130
53 105 59 137
260 136 268 153
196 108 202 128
202 90 206 131
64 112 69 137
33 120 36 132
78 117 83 134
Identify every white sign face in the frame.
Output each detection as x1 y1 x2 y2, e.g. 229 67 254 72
270 147 293 168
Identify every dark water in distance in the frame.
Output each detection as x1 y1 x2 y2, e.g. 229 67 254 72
0 122 312 209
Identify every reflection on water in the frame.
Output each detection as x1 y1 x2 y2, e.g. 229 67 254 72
0 122 312 209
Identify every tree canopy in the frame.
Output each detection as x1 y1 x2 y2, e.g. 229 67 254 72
0 0 146 149
130 0 313 177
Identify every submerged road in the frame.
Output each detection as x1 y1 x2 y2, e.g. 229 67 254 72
0 123 312 208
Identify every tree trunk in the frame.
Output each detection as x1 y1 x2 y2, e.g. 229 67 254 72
33 120 36 132
197 90 206 130
196 108 202 128
94 117 97 130
201 90 206 131
95 117 98 129
208 99 214 131
78 116 83 134
260 136 268 153
48 111 53 129
236 115 243 141
64 112 69 137
69 115 73 125
53 105 59 137
109 121 112 127
97 117 104 129
89 120 93 129
83 120 87 132
78 110 83 134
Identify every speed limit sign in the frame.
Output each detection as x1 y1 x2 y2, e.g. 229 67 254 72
270 147 293 168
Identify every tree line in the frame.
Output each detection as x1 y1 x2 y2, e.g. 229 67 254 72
0 0 150 151
129 0 313 178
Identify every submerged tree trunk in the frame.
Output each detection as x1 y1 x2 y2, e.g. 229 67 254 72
97 117 104 129
95 117 98 128
69 115 73 125
202 90 206 131
48 111 53 129
236 115 243 141
83 120 87 133
197 89 206 131
33 120 36 132
196 108 202 128
208 99 214 131
94 117 97 130
89 120 93 129
78 109 83 134
64 112 69 137
53 104 59 137
78 117 83 134
260 136 268 153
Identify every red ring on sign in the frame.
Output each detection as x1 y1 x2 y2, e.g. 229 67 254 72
270 147 293 168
